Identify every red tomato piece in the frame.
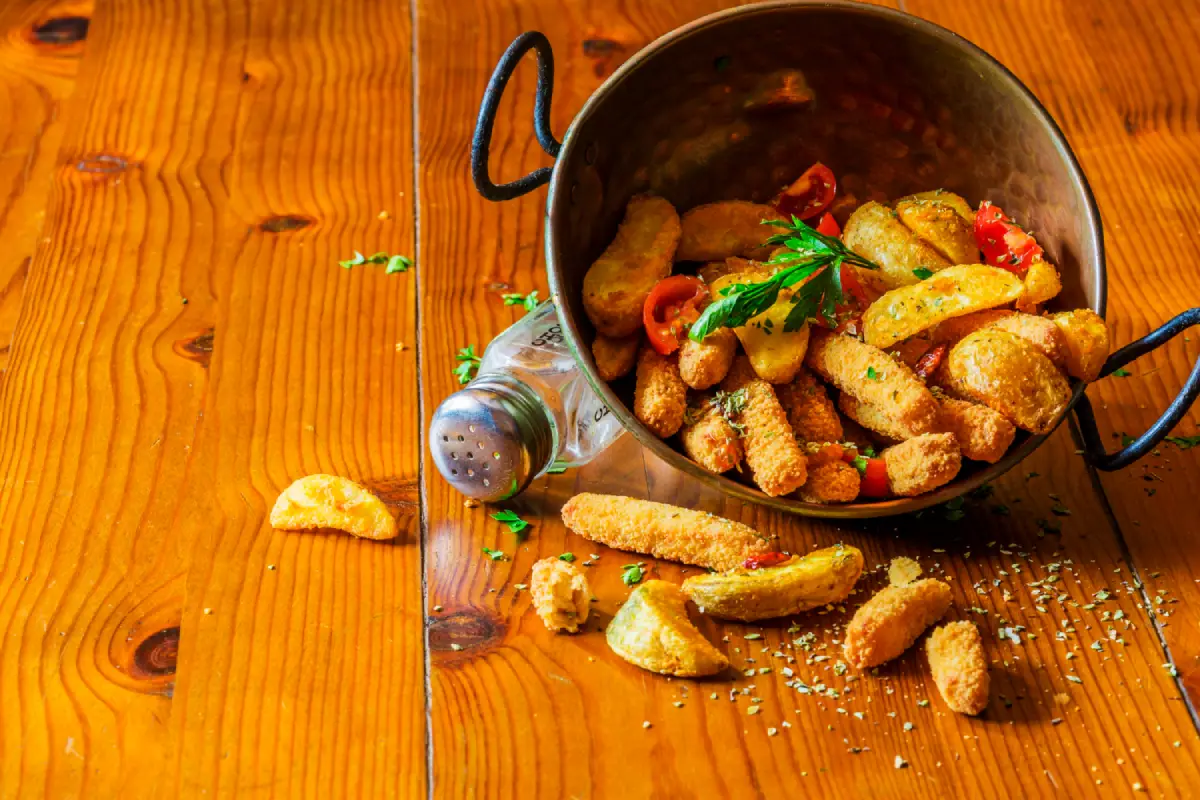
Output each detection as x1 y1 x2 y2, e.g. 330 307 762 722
914 343 948 380
775 162 837 220
858 457 889 498
642 275 708 355
742 552 792 570
838 262 868 309
974 201 1044 275
815 212 841 237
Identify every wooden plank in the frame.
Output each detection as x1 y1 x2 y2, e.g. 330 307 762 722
159 0 426 797
0 0 88 372
0 0 425 796
417 0 1200 795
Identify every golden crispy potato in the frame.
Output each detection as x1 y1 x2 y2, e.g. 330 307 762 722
775 368 843 444
843 578 953 669
986 313 1069 369
682 545 864 622
679 395 744 474
710 269 810 384
894 194 979 265
931 309 1015 346
843 201 952 288
720 357 808 496
901 190 975 223
560 493 776 571
676 202 784 262
1049 308 1110 382
531 557 591 633
941 329 1071 434
582 194 680 337
862 264 1026 349
1015 257 1062 312
678 327 737 390
270 474 397 540
592 333 640 381
926 620 990 715
795 460 861 504
804 329 942 435
888 556 923 587
634 345 687 438
936 395 1016 463
881 432 962 496
606 580 729 677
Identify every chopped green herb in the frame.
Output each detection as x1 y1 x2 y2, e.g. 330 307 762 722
621 563 645 586
502 290 540 313
711 388 748 435
481 546 506 561
1065 675 1083 684
1051 503 1072 516
1111 368 1131 377
339 250 367 269
1118 432 1136 447
1165 435 1200 450
545 465 568 474
991 503 1010 516
1164 663 1179 677
1025 471 1040 480
943 496 966 522
558 552 576 563
912 267 934 280
490 509 530 538
453 345 482 384
862 446 877 458
866 366 881 381
385 254 413 274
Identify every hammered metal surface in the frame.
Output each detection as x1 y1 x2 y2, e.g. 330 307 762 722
545 2 1104 518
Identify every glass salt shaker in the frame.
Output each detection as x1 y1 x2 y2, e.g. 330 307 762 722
429 300 625 501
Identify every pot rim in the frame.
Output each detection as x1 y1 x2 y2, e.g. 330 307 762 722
545 0 1106 518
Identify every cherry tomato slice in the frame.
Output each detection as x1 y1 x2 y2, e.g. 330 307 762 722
742 552 792 570
775 162 837 220
914 343 948 380
857 457 890 498
643 275 708 355
815 212 841 237
974 201 1044 275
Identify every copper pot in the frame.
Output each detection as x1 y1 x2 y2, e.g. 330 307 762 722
470 1 1200 517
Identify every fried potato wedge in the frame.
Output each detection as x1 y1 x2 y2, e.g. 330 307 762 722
592 333 640 381
1015 257 1062 312
843 201 952 288
1049 308 1110 382
270 474 398 540
606 580 729 677
941 329 1071 434
901 190 975 223
894 194 979 265
862 264 1026 349
676 202 784 262
531 557 591 633
711 269 810 384
682 545 864 622
582 194 680 337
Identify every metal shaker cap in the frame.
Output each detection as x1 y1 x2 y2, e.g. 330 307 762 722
429 377 555 502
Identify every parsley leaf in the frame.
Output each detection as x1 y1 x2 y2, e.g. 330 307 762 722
1165 435 1200 450
942 496 966 522
852 455 869 475
502 291 540 313
1118 432 1136 447
481 546 506 561
339 250 413 274
453 345 482 384
1111 367 1131 377
339 250 367 269
386 255 413 274
688 216 880 339
912 267 934 280
621 563 645 586
866 366 881 381
558 553 576 562
490 509 529 538
545 465 568 474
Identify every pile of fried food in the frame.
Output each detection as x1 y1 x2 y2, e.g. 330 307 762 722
529 492 987 716
582 163 1110 502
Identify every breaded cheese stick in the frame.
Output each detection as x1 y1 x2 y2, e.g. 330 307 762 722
804 328 941 435
634 345 687 438
678 327 737 390
560 493 777 571
926 620 990 715
775 368 843 443
843 578 953 669
838 392 932 441
531 557 591 634
720 357 808 496
936 395 1016 463
881 432 962 496
679 396 744 474
592 333 640 381
582 194 680 337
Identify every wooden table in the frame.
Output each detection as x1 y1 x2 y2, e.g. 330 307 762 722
2 0 1200 796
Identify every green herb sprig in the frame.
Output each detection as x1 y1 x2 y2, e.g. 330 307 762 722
502 291 540 313
339 250 413 274
491 509 530 539
688 216 880 341
621 562 645 586
453 345 481 384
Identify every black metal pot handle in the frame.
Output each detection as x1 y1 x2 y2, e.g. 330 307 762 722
1074 307 1200 470
471 31 562 201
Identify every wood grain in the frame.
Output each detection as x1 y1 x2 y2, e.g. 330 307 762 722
417 0 1200 796
0 0 88 373
0 0 425 796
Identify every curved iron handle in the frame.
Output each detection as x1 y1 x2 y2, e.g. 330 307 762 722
471 31 562 202
1074 307 1200 470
